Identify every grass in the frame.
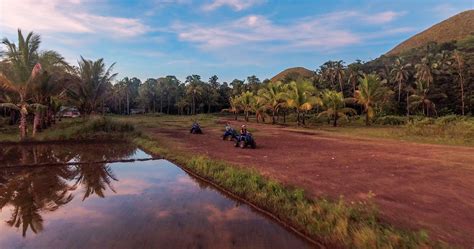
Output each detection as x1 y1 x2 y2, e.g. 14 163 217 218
133 134 446 248
0 116 138 143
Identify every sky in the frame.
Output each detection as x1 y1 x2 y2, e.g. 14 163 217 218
0 0 473 83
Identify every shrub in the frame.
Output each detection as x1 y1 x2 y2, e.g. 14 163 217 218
374 116 406 125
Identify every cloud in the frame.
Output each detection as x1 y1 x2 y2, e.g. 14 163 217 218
431 3 468 19
0 0 150 38
202 0 263 11
173 11 405 52
363 11 403 24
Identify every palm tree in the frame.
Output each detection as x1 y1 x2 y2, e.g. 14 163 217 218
222 96 240 120
452 50 466 115
415 57 433 87
354 74 392 126
347 61 363 96
0 30 58 139
258 81 286 124
238 91 254 122
285 81 318 126
185 75 203 115
390 57 411 103
67 57 117 116
251 96 267 123
318 90 356 127
409 81 446 116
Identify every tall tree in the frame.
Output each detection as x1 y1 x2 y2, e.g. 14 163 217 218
285 81 318 126
258 81 286 124
0 29 68 139
354 74 392 126
318 90 356 127
452 50 466 115
67 57 117 116
390 57 411 103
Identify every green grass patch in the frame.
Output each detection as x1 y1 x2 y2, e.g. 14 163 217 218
0 116 138 143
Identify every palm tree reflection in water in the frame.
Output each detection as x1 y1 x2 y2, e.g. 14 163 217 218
0 143 136 237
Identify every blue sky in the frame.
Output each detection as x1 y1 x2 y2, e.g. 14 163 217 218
0 0 472 83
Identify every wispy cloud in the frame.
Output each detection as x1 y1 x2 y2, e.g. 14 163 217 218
172 10 406 52
0 0 150 37
201 0 263 11
431 3 468 19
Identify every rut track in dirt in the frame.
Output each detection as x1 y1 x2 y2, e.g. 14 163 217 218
144 118 474 248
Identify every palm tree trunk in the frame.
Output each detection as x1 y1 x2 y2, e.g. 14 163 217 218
296 111 300 126
192 93 196 115
19 105 27 140
406 91 410 117
234 111 237 120
167 95 171 114
398 80 402 103
365 112 369 126
459 72 465 116
160 93 163 113
333 113 338 127
272 109 276 124
32 111 40 137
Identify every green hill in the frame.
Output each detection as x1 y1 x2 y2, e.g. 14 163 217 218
387 10 474 56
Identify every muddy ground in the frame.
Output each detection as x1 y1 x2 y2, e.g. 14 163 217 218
143 118 474 247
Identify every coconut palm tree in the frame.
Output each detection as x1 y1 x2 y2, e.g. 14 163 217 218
390 57 411 103
238 91 254 122
251 96 267 123
318 90 356 127
285 81 318 126
409 81 446 116
415 57 434 87
354 74 392 126
222 96 240 120
452 50 466 115
67 57 117 116
258 81 286 124
347 61 363 96
0 30 67 139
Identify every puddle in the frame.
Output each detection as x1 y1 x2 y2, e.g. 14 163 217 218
0 143 314 249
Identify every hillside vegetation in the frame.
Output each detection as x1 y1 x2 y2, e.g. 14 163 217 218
387 10 474 55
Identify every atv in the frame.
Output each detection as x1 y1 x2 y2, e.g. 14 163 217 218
190 123 203 134
223 128 239 141
235 133 256 149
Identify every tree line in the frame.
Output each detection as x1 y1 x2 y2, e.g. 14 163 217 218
1 29 473 140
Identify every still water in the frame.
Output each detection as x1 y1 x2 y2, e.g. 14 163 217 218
0 143 314 249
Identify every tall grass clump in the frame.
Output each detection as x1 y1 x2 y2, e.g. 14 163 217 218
404 115 474 144
42 116 137 141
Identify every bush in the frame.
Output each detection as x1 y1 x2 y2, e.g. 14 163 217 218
404 115 474 143
374 116 406 125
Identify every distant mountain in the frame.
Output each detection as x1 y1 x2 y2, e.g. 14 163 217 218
270 67 314 82
387 10 474 56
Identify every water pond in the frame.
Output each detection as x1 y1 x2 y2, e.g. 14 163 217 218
0 142 314 249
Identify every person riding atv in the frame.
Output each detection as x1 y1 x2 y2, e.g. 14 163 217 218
222 122 238 141
190 121 203 134
235 125 256 148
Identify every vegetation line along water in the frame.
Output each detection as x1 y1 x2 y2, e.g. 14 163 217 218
0 157 164 169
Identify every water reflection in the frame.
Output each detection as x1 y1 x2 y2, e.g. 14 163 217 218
0 144 313 249
0 163 119 237
0 142 138 166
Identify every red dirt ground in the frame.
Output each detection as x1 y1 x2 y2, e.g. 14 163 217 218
145 119 474 248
